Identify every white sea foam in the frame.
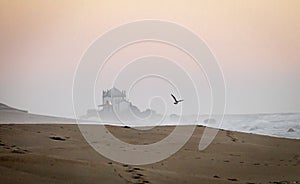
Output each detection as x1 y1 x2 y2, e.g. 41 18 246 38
82 113 300 140
197 113 300 140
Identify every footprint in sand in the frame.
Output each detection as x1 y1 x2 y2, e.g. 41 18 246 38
133 167 141 171
226 131 238 142
132 174 141 179
0 141 29 154
11 148 27 154
272 181 300 184
123 165 149 184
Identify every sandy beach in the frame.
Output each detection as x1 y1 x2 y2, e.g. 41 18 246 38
0 112 299 184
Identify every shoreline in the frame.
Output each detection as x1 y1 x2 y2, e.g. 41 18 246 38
1 121 299 141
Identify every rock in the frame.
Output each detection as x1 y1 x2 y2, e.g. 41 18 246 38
288 128 295 132
49 136 66 141
227 178 238 181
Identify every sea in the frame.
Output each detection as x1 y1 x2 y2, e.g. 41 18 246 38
83 113 300 140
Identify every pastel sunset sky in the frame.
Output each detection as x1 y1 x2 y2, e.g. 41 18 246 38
0 1 299 117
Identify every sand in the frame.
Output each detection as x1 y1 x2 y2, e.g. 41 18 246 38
0 112 300 184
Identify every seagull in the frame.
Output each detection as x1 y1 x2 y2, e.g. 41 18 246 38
171 94 184 105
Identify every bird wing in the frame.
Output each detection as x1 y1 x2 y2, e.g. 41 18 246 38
171 94 177 102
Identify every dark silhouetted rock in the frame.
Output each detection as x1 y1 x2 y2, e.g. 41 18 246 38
49 136 66 141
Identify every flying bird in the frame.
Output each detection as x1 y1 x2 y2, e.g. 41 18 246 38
171 94 184 105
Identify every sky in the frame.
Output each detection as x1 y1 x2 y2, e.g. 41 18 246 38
0 0 300 117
